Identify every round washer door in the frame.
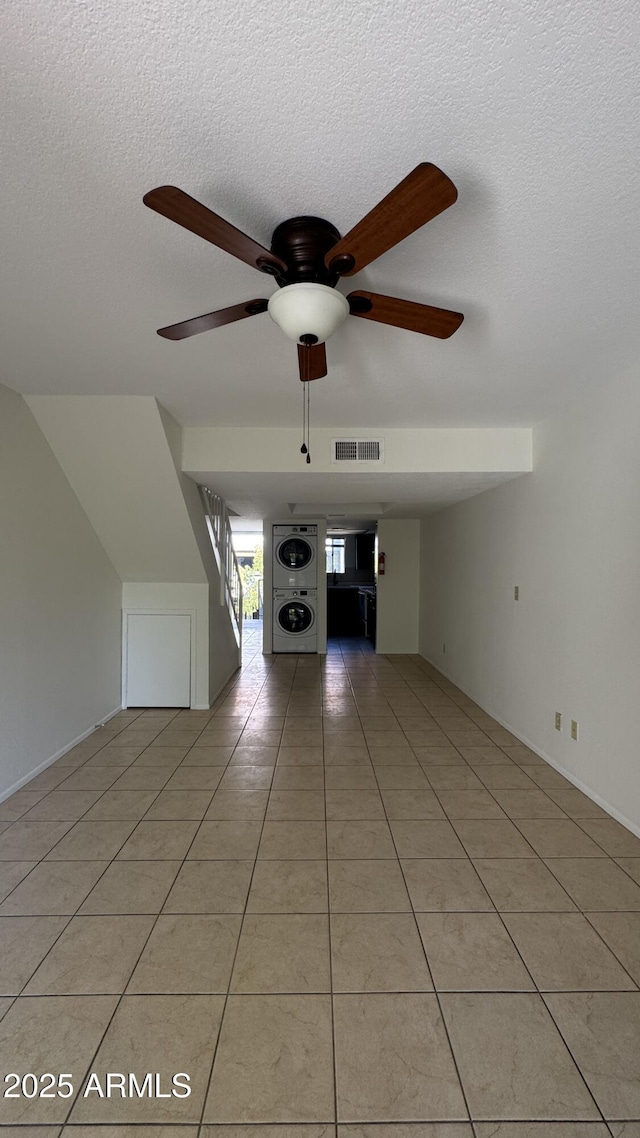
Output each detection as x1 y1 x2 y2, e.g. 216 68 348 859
277 537 314 572
277 599 314 635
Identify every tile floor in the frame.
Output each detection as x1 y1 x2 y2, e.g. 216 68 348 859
0 631 639 1134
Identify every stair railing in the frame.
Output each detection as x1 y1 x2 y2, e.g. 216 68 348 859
199 485 243 653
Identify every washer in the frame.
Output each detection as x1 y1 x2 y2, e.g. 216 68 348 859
272 588 317 653
273 524 318 587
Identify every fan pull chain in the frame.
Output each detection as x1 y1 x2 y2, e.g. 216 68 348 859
300 380 311 463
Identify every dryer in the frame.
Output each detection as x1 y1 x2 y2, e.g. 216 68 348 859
272 588 317 653
273 524 318 587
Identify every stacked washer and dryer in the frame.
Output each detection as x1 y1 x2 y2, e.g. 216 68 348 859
272 524 318 653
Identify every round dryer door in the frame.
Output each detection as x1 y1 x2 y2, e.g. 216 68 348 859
277 537 313 571
277 600 314 635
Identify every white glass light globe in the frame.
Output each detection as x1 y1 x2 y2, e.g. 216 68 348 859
268 282 349 344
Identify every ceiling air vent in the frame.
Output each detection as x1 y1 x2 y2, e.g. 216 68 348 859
332 438 384 463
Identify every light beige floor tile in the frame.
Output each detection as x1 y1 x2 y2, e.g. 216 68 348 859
231 914 330 993
0 861 37 903
401 859 494 912
45 821 136 860
0 1127 63 1138
331 913 432 992
390 820 467 858
248 860 328 913
374 766 431 790
545 788 611 818
70 995 224 1122
334 993 465 1121
327 820 396 859
277 746 324 766
576 817 640 856
515 819 605 857
474 766 537 790
325 790 385 820
116 820 199 859
65 1127 199 1138
20 791 103 821
472 859 577 911
490 789 567 819
0 792 50 821
0 821 74 860
181 746 233 766
368 747 418 767
502 912 636 990
79 861 181 914
452 820 536 857
441 992 600 1120
203 1125 334 1138
266 790 325 820
0 995 118 1121
28 767 78 792
329 860 410 913
164 860 253 913
128 914 241 993
544 858 640 910
259 820 326 860
272 767 325 790
24 915 154 994
82 790 160 821
520 766 574 789
109 766 173 790
205 791 269 819
239 730 283 747
608 1126 640 1137
435 790 507 819
0 860 109 915
163 766 223 791
84 746 143 766
544 991 640 1119
414 748 467 766
0 915 69 994
205 994 334 1121
140 790 213 820
380 790 446 819
586 912 640 984
424 767 484 790
456 746 511 766
229 746 279 767
616 857 640 884
218 766 274 790
417 912 534 991
323 767 375 790
188 820 262 859
473 1126 609 1138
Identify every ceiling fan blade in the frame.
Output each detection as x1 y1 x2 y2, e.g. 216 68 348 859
158 298 268 340
143 186 287 276
348 290 464 338
325 163 458 277
297 341 327 381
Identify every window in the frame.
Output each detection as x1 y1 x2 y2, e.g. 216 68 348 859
326 537 346 574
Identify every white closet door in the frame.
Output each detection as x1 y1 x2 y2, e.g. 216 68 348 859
126 613 191 707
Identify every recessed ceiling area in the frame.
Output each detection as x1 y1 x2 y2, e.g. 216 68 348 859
3 0 640 435
193 470 528 522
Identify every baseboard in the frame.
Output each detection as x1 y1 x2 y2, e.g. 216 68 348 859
0 704 124 805
418 652 640 841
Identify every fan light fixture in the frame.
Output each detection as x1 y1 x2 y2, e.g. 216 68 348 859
268 283 349 345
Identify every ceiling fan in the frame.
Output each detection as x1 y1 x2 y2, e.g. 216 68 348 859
143 163 464 382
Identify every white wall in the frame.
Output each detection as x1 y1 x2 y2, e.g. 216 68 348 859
0 385 122 800
419 362 640 832
376 519 421 654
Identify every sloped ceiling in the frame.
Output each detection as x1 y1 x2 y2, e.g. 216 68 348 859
2 0 639 433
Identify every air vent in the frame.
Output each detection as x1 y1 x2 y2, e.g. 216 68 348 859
332 438 384 463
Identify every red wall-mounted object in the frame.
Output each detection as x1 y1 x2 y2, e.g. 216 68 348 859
378 551 386 576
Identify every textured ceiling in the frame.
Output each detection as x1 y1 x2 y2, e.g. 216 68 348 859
2 0 640 431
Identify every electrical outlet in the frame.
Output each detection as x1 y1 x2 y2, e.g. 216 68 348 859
571 719 579 741
514 586 519 600
442 642 446 654
555 712 562 731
